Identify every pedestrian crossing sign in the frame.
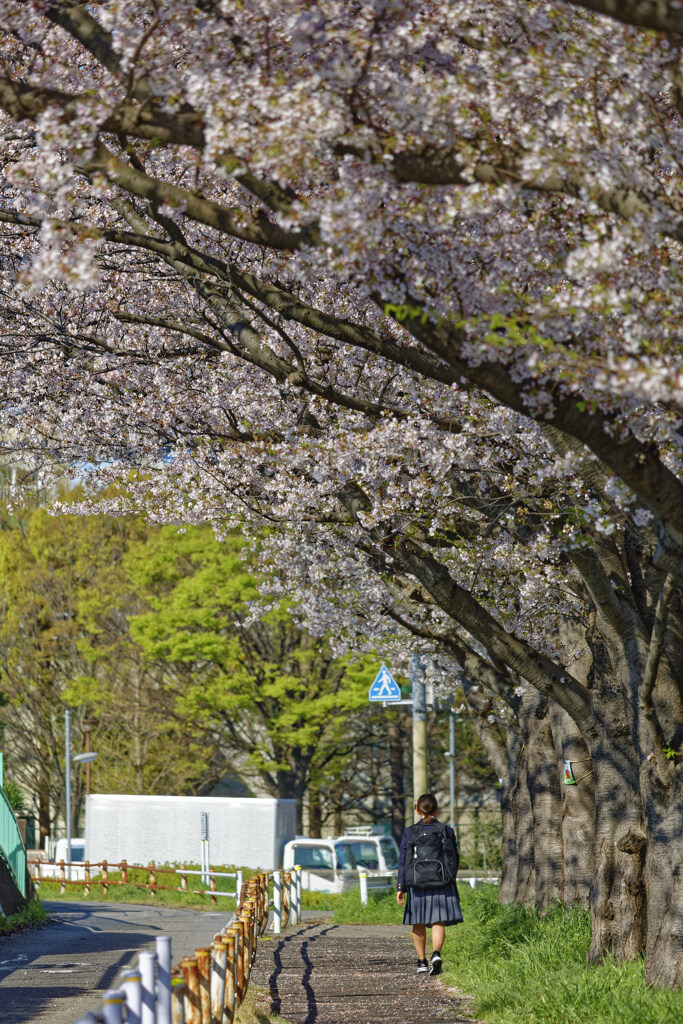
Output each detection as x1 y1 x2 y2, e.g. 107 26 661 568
368 664 401 702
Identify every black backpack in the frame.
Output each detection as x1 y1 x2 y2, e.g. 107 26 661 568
404 821 459 889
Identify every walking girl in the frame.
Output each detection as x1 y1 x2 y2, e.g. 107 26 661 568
396 793 463 975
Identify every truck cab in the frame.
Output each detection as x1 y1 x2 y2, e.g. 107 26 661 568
282 831 398 894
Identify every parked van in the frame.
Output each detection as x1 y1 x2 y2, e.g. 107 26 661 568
282 832 399 894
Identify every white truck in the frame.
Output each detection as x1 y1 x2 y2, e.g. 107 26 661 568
283 830 399 894
84 795 297 869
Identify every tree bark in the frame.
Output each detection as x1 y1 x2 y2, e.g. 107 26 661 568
520 689 564 909
308 783 322 838
549 698 595 907
508 741 535 906
641 765 683 988
498 722 523 904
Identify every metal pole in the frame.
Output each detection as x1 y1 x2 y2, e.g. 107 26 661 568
289 870 298 926
139 950 156 1024
410 654 428 809
85 726 92 796
295 865 302 922
121 969 142 1024
449 710 456 828
102 990 125 1024
65 709 72 872
157 935 172 1024
272 870 281 934
359 871 368 906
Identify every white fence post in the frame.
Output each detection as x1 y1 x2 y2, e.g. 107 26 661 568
102 989 125 1024
289 867 298 926
139 950 156 1024
272 870 282 934
359 871 369 906
156 936 172 1024
121 968 142 1024
296 866 302 922
236 869 244 903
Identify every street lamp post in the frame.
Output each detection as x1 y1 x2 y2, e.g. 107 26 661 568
64 709 98 871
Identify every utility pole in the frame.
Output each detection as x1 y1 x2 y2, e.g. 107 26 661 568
65 709 72 870
410 654 428 810
449 710 456 829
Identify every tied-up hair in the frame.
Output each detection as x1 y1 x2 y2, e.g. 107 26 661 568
416 793 438 823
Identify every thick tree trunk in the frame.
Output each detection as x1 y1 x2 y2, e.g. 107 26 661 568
641 759 683 987
586 721 646 964
388 715 406 845
507 742 535 906
549 699 595 907
520 689 564 909
497 723 522 904
308 784 322 837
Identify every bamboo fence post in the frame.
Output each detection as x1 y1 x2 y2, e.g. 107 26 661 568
181 958 201 1024
195 948 211 1024
171 972 186 1024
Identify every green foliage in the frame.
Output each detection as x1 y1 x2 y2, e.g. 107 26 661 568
332 888 403 925
0 899 49 935
2 778 26 816
126 525 376 805
442 887 683 1024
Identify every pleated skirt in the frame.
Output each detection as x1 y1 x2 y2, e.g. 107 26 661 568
403 883 463 926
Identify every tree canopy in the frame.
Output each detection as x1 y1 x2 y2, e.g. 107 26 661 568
0 0 681 987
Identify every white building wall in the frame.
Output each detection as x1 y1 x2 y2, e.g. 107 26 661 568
85 795 296 869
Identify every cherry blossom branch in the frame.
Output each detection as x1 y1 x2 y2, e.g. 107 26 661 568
566 1 683 34
389 146 683 244
391 308 683 567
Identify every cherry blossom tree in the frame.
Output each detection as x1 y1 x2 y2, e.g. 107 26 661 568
0 0 681 986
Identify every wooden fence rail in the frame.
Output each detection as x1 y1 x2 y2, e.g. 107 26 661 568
28 859 244 906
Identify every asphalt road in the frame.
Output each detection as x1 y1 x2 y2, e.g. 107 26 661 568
0 901 232 1024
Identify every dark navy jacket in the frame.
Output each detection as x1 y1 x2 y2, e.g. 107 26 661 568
397 818 458 891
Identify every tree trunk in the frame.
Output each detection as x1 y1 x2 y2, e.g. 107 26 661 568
498 723 522 904
549 699 595 907
388 715 405 845
507 741 535 906
586 718 646 964
333 781 343 835
641 761 683 987
520 689 564 909
308 783 322 838
38 762 51 847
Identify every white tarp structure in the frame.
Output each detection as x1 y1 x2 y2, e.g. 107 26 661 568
85 794 297 869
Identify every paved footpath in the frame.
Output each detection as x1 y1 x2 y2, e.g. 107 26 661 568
249 919 478 1024
0 900 230 1024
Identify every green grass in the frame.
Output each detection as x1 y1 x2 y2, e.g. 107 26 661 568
33 863 250 911
0 899 49 935
444 886 683 1024
331 884 683 1024
332 887 403 924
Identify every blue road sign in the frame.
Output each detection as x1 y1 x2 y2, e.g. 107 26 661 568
368 664 401 702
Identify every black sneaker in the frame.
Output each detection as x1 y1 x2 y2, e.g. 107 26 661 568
417 958 428 974
429 950 442 976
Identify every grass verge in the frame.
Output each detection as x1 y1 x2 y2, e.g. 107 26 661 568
0 899 49 935
332 884 683 1024
33 863 251 911
234 985 293 1024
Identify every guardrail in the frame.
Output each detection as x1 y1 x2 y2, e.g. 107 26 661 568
74 867 303 1024
0 786 27 898
28 860 244 905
